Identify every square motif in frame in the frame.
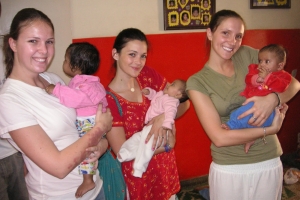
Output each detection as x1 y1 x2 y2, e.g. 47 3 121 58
163 0 215 30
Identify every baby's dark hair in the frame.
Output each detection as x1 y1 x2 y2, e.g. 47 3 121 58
259 44 286 63
66 42 100 75
177 79 189 103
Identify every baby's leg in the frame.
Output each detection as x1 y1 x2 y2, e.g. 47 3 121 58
132 125 156 177
118 130 143 162
75 116 96 197
244 141 255 153
221 123 255 153
75 174 95 198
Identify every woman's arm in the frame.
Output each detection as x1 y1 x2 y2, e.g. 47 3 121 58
85 137 108 163
106 127 127 156
278 77 300 103
188 89 287 147
239 77 300 126
9 105 112 179
176 100 190 118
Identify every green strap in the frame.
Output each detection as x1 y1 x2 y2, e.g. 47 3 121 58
106 91 123 116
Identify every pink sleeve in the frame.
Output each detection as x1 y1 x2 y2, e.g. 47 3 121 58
52 81 106 109
162 97 179 130
144 87 157 100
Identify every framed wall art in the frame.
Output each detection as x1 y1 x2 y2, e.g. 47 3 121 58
163 0 215 30
250 0 291 9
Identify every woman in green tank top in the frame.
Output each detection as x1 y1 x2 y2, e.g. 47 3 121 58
186 9 300 200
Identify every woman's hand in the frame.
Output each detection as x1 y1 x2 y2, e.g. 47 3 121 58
167 124 176 149
269 103 288 133
85 138 108 169
93 104 113 139
154 124 177 155
85 138 108 161
145 114 168 150
238 94 277 126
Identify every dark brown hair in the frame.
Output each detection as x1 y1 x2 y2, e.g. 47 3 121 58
112 28 148 68
66 42 100 75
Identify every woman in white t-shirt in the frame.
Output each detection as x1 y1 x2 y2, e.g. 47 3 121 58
0 8 112 200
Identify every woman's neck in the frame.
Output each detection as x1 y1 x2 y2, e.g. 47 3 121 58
207 54 235 77
9 68 46 89
109 71 143 102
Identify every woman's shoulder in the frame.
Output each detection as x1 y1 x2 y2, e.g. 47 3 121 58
139 65 160 77
235 45 259 57
233 45 259 66
187 64 210 83
139 66 167 91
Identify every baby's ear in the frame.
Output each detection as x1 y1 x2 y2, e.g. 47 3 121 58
176 92 183 99
278 62 285 70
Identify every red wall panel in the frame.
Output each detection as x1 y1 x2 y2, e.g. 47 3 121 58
74 29 300 180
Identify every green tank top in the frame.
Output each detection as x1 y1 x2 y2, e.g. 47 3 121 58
186 46 282 165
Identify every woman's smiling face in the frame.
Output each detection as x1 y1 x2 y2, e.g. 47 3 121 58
115 40 148 78
208 17 244 60
9 19 55 75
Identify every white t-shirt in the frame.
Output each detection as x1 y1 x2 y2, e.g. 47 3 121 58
0 72 102 200
0 41 18 159
0 138 18 159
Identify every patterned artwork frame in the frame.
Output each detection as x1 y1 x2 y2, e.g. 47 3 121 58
250 0 291 9
163 0 215 30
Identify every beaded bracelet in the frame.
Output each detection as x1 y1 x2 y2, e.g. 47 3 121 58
164 143 172 153
272 92 281 107
262 127 267 145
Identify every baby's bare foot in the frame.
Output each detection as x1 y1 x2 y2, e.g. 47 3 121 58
244 141 255 154
75 177 95 198
221 123 230 130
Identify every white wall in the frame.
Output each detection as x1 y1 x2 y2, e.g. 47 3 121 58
1 0 299 82
71 0 300 38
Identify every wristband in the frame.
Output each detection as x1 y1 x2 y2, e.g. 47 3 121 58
262 127 267 145
272 92 281 107
164 143 172 153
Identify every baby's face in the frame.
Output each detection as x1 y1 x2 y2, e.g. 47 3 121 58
258 51 283 73
164 80 184 99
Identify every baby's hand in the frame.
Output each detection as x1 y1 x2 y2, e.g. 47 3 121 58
258 67 270 79
142 88 150 95
45 84 55 94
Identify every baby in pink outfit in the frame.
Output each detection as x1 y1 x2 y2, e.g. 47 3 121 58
117 79 188 177
46 42 107 198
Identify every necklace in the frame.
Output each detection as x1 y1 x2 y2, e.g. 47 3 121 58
129 79 135 92
120 78 135 92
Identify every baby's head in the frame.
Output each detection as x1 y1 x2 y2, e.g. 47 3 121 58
164 79 189 103
63 42 100 77
258 44 286 72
